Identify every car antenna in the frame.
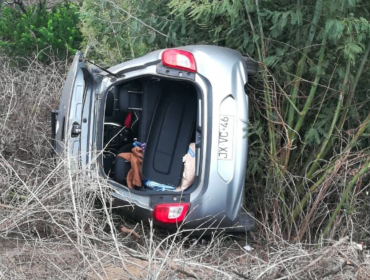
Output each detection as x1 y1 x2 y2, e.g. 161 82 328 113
82 57 119 78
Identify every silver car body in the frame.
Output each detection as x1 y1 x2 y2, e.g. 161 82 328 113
53 45 254 232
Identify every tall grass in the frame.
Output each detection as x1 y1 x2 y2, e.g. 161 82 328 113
0 55 369 279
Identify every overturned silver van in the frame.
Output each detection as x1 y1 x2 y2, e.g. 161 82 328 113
52 45 256 232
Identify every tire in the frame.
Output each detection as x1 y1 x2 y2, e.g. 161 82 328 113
243 57 259 77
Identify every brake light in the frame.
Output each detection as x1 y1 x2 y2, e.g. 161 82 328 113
153 203 190 223
161 49 196 73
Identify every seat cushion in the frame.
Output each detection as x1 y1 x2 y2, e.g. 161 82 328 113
142 84 197 186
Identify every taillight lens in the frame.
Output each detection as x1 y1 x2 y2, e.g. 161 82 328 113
161 49 196 72
153 203 190 223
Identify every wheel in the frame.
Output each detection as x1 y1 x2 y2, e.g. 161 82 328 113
243 57 259 77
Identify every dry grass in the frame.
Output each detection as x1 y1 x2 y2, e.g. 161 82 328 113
0 55 369 279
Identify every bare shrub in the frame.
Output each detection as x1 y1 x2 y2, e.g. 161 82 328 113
0 55 369 279
0 55 65 161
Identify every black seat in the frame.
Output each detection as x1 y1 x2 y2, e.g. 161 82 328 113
114 143 134 185
139 79 163 143
142 83 197 186
118 84 142 137
104 87 119 122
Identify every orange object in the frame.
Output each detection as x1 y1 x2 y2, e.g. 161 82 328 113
117 147 143 188
119 225 140 239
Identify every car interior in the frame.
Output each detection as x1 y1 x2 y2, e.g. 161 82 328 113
102 77 199 192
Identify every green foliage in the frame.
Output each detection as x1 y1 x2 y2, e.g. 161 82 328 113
77 0 370 240
0 2 82 61
164 0 370 239
80 0 167 65
80 0 214 65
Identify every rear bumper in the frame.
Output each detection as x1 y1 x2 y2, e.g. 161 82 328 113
112 195 254 233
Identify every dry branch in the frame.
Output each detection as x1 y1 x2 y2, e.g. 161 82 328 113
119 225 140 239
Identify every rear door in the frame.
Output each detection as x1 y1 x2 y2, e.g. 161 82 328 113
54 51 95 160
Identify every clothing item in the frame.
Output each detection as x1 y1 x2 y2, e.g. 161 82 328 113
117 146 143 189
177 143 196 191
143 179 176 191
124 112 132 129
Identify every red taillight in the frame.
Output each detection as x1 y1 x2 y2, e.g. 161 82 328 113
153 203 190 223
161 49 196 73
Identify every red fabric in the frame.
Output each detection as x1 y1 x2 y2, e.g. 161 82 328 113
124 112 132 129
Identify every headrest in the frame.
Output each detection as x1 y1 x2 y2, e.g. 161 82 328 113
119 86 142 114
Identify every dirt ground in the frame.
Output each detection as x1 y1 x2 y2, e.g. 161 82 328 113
1 232 370 279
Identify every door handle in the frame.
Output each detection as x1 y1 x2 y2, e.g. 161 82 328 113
71 122 81 137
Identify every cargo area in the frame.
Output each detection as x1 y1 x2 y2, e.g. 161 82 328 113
101 77 199 192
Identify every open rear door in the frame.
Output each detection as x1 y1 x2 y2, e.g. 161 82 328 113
54 51 95 160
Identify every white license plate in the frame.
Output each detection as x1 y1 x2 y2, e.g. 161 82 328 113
218 115 234 160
